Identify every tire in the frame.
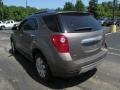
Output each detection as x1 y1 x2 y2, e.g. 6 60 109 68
35 54 52 81
118 23 120 26
1 26 6 30
11 40 17 54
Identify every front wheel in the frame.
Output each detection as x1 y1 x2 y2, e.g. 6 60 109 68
35 54 52 81
117 23 120 26
11 40 17 54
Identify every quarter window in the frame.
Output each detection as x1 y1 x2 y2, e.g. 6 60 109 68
42 15 61 32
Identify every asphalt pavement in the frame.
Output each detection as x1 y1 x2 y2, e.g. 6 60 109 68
0 29 120 90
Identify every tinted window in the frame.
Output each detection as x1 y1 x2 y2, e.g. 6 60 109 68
11 21 14 23
20 19 38 30
60 14 102 33
6 21 10 24
43 15 61 32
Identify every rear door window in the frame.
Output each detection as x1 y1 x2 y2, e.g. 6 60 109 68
59 14 102 33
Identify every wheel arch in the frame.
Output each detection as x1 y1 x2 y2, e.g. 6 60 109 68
32 48 52 74
1 25 6 28
32 48 47 62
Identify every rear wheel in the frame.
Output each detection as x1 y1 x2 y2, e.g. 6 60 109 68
1 26 6 30
35 54 52 81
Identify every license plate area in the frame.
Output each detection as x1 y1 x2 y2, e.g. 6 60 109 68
83 44 101 53
80 60 102 74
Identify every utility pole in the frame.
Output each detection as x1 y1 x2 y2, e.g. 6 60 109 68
111 0 117 33
26 0 28 8
116 0 120 11
113 0 116 24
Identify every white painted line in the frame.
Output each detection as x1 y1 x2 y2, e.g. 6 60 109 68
116 31 120 34
105 30 120 35
12 79 19 83
109 47 120 52
0 37 9 40
108 52 120 57
0 68 2 72
105 33 112 35
105 32 117 35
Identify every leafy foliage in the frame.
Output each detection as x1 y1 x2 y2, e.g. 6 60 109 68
63 2 75 11
88 0 98 17
0 5 39 21
75 0 85 11
0 0 120 20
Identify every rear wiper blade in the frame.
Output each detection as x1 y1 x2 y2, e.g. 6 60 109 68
74 27 92 31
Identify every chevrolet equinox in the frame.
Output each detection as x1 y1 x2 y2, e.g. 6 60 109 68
10 11 108 81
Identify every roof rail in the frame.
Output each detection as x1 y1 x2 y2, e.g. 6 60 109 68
34 9 56 14
34 10 47 14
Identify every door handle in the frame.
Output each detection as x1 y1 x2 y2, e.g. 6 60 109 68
30 34 36 37
30 34 37 40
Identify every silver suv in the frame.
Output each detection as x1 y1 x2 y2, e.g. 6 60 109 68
10 11 108 81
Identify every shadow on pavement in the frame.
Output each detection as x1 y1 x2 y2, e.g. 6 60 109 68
9 49 97 89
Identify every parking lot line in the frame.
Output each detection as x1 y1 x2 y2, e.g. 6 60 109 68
109 47 120 52
105 32 120 36
116 31 120 34
106 33 113 35
105 30 120 36
0 37 10 41
0 68 2 72
108 52 120 57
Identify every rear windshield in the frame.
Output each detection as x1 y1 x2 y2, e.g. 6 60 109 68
59 14 102 33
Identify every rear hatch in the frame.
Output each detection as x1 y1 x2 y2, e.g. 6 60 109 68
59 13 104 60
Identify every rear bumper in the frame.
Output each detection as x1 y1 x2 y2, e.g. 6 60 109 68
52 48 108 77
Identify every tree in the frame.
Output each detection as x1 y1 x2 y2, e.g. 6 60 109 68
0 0 4 20
0 5 39 21
56 7 63 11
0 0 3 5
75 0 85 11
101 1 113 18
96 4 106 18
118 4 120 10
107 1 113 9
63 2 75 11
88 0 98 17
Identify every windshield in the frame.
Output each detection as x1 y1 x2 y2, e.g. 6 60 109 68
59 14 102 33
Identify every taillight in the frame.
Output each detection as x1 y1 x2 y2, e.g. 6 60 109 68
51 34 69 53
